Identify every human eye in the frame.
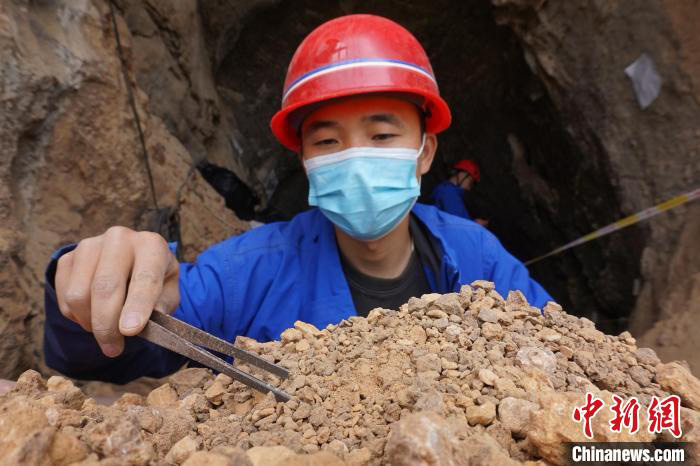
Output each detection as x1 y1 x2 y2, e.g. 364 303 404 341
372 133 397 141
313 138 338 146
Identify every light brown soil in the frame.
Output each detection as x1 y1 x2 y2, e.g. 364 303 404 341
1 282 699 465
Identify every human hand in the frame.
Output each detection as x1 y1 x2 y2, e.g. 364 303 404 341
54 227 179 357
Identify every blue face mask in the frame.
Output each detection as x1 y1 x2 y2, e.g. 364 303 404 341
304 135 425 240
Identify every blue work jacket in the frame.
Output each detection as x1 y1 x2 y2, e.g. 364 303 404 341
44 204 552 384
431 181 471 220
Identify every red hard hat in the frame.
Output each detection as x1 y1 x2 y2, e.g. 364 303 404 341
270 14 452 151
453 159 480 182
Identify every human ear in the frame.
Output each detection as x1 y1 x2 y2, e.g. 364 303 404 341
417 133 437 176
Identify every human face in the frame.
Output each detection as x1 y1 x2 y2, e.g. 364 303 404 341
460 173 475 190
299 95 437 179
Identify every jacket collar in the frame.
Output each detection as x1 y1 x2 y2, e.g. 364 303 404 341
411 204 463 291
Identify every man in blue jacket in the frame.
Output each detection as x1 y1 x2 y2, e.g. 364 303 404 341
44 14 552 384
431 159 488 226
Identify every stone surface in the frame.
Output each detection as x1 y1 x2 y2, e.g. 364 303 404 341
492 0 700 361
637 205 700 374
147 383 178 408
49 430 88 466
516 347 557 374
498 397 539 436
461 433 520 466
169 368 213 393
655 362 700 410
672 408 700 463
46 376 86 410
165 436 201 465
478 368 498 386
478 308 499 323
204 381 227 405
183 451 234 466
384 412 461 466
246 445 296 466
466 402 497 426
0 0 249 379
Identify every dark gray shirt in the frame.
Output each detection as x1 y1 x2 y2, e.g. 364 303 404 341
339 215 436 317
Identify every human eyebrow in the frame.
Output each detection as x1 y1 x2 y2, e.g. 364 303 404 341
361 113 404 128
304 120 340 136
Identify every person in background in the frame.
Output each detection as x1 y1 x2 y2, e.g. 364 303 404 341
431 159 489 226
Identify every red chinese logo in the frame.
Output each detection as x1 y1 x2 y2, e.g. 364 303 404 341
609 395 640 434
573 393 605 439
647 395 682 438
573 393 683 438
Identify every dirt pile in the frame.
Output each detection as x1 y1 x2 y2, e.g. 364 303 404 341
2 282 699 465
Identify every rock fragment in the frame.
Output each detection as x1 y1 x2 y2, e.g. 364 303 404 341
147 383 179 408
247 445 296 465
497 397 538 436
49 430 88 465
294 321 321 338
433 293 462 315
205 381 227 405
516 347 557 374
46 376 86 409
461 433 520 466
471 280 495 290
426 309 448 319
478 368 497 386
655 362 700 409
482 322 503 339
14 369 46 394
166 436 201 464
478 307 499 323
183 451 235 466
384 412 461 465
466 401 497 426
169 368 212 392
295 340 310 352
635 347 661 366
281 328 303 344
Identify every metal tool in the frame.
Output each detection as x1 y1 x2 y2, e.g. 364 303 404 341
139 312 291 401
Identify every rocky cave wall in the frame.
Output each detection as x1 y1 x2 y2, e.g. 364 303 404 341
1 0 698 378
0 0 249 379
490 0 700 369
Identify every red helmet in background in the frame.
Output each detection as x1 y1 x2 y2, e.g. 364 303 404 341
453 159 480 182
270 14 452 151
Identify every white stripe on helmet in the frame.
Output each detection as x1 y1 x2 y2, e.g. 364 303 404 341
282 59 436 103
